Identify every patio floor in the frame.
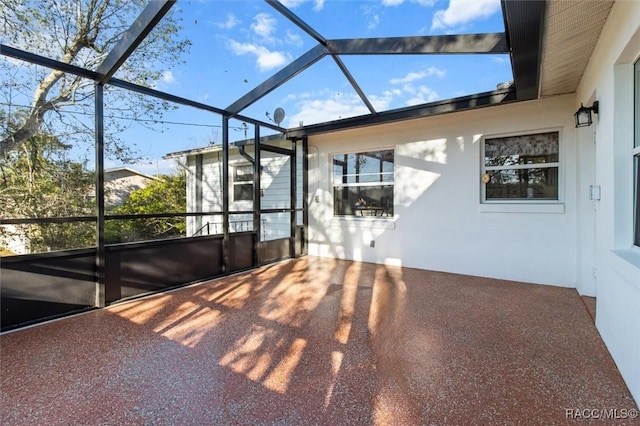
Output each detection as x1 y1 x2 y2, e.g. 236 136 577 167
1 256 637 425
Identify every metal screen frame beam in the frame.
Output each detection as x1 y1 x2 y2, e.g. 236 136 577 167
260 144 294 156
501 0 546 100
266 0 325 44
110 79 284 132
226 45 327 115
1 44 98 79
287 88 517 137
96 0 175 84
222 118 230 274
302 137 309 255
265 0 375 116
253 127 261 266
289 140 297 259
332 55 376 114
1 44 283 132
94 83 105 308
326 33 509 55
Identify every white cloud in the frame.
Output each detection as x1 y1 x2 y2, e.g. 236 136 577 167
284 82 439 127
391 71 426 85
491 55 509 64
285 29 304 47
279 0 324 10
283 67 446 126
217 13 240 29
280 0 306 8
360 5 381 30
368 14 380 30
426 66 446 78
405 86 439 106
390 67 446 84
228 40 289 72
251 13 277 42
161 71 175 84
427 67 447 78
287 93 371 127
382 0 437 6
431 0 501 31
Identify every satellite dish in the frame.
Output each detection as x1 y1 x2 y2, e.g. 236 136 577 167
273 107 285 126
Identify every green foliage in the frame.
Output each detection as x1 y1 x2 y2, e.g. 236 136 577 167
105 173 186 243
0 133 95 252
0 2 192 251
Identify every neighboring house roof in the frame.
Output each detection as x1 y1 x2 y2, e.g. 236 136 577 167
164 134 286 159
104 167 158 207
104 167 158 182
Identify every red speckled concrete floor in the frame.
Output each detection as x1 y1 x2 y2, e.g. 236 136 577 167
1 257 637 425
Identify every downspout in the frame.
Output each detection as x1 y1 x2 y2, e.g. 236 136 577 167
237 142 255 165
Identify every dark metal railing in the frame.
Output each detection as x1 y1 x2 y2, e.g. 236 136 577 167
191 220 255 237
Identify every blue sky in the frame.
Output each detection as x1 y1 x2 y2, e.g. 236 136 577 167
107 0 512 173
2 0 510 173
117 0 510 131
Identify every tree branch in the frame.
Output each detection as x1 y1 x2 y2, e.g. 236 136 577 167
0 20 88 158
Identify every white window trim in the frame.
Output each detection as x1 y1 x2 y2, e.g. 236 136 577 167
634 58 640 247
330 147 396 222
480 127 565 214
232 163 254 203
605 50 640 286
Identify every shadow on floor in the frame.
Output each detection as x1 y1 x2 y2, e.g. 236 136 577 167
1 257 637 425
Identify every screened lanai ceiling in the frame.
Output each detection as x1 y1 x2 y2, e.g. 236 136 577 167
0 0 611 138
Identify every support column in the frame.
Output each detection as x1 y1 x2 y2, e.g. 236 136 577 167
222 117 229 273
195 154 203 235
253 127 261 265
94 83 105 307
302 137 309 255
290 139 297 258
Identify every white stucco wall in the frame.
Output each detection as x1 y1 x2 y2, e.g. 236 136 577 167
575 0 640 404
308 94 578 287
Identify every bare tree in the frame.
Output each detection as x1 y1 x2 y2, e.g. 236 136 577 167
0 0 190 160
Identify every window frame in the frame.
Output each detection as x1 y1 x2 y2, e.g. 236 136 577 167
232 163 254 203
634 58 640 247
480 128 563 205
331 148 395 218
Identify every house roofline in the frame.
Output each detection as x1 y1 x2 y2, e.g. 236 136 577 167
164 133 286 159
104 167 158 180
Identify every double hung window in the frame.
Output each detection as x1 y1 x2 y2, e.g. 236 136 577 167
233 164 253 202
482 131 560 201
332 149 394 217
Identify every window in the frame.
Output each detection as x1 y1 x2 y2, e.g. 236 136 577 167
634 59 640 246
482 131 560 201
332 149 394 217
233 164 253 202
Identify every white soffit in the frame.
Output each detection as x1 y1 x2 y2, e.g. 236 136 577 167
539 0 614 97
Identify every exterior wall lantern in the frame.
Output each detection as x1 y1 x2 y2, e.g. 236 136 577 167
574 101 599 127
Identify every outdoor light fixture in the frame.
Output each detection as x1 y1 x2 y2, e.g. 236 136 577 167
574 101 599 127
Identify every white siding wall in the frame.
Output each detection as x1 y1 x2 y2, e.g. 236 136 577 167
575 1 640 403
308 95 578 287
185 143 304 241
